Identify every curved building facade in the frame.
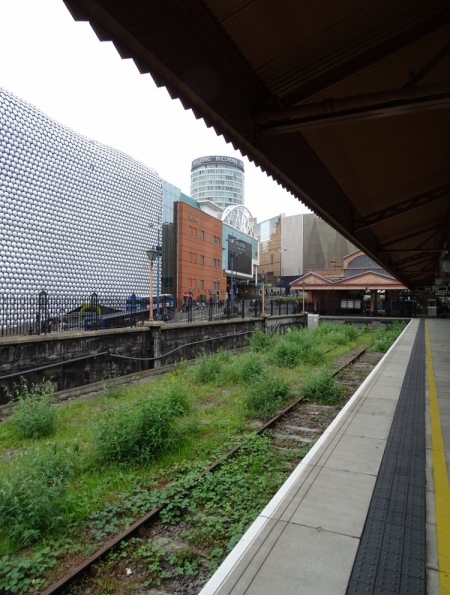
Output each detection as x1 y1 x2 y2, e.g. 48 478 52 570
190 155 244 210
0 87 162 300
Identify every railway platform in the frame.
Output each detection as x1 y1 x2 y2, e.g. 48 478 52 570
199 319 450 595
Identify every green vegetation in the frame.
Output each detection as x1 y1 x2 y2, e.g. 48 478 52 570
0 321 407 592
302 370 344 405
9 380 58 439
93 390 190 464
372 321 408 352
244 373 291 419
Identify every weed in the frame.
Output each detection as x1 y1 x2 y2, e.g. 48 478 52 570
372 321 407 352
0 445 79 550
0 544 66 594
244 374 291 419
275 330 324 366
93 394 188 464
312 322 360 347
9 379 58 439
237 352 266 385
193 351 225 384
271 340 303 368
157 378 191 417
249 329 273 353
302 370 344 405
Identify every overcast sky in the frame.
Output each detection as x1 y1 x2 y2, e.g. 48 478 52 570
0 0 310 222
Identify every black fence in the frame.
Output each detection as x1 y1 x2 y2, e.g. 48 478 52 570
0 292 152 337
0 293 308 336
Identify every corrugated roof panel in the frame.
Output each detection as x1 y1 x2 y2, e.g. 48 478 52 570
206 0 448 99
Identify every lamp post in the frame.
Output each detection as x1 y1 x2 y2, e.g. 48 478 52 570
261 270 266 316
228 236 236 315
301 281 306 314
146 249 158 321
149 223 162 320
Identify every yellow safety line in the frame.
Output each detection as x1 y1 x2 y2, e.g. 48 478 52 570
425 320 450 593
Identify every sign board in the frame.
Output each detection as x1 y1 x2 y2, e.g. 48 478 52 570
228 235 252 276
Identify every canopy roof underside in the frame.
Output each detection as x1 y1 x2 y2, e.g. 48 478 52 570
64 0 450 288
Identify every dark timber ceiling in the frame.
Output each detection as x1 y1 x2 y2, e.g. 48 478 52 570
63 0 450 288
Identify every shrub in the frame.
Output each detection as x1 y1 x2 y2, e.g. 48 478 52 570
271 331 324 367
0 445 78 549
271 341 303 368
244 374 291 418
373 321 407 353
249 330 273 353
238 353 266 385
158 380 191 417
302 371 344 405
193 350 230 385
312 322 360 347
10 379 58 439
93 395 187 464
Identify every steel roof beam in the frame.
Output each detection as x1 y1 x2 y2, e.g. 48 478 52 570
377 223 445 249
256 82 450 132
404 40 450 86
282 6 450 106
378 249 444 253
353 185 450 232
392 252 437 267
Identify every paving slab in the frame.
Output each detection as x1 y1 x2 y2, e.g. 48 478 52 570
322 434 386 476
366 384 401 401
234 524 359 595
345 411 394 440
287 466 376 537
266 463 321 522
357 397 398 417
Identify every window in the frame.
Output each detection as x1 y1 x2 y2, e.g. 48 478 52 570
200 280 204 289
200 231 205 240
200 255 204 265
213 258 220 268
213 236 221 246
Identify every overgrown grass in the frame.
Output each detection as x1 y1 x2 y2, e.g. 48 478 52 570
9 379 58 439
0 321 407 585
93 390 191 465
302 370 344 405
244 373 291 419
372 321 408 352
0 444 81 550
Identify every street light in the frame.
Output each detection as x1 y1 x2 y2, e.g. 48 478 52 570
146 249 158 321
301 281 307 314
149 223 162 320
228 236 236 315
261 270 266 316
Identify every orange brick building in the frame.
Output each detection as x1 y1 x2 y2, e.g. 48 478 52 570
175 201 224 305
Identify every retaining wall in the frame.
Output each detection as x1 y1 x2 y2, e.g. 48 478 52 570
0 314 406 405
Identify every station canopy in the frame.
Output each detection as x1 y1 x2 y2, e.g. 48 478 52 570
64 0 450 288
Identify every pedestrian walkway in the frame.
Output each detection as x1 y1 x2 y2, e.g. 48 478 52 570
199 319 450 595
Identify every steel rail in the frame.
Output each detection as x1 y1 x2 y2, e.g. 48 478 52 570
40 344 372 595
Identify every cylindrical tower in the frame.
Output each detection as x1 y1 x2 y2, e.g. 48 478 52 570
190 155 244 210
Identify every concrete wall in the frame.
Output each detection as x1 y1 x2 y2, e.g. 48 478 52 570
0 315 305 404
0 327 150 405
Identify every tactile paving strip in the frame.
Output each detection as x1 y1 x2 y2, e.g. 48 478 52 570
347 321 426 595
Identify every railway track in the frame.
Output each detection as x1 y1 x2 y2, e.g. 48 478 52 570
39 345 381 595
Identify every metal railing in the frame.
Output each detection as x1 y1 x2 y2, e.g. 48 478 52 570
0 293 307 337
